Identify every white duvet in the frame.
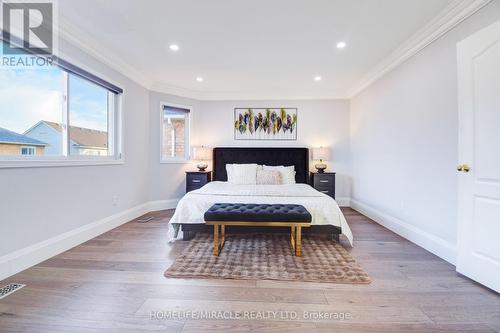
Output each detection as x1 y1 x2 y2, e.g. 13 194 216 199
168 181 353 246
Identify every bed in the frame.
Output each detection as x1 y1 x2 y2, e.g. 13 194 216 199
168 147 353 246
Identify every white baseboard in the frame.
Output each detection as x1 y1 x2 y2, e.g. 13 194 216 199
0 199 180 281
336 197 351 207
350 199 457 265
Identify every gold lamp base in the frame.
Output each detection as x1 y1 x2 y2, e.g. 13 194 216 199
197 162 208 171
315 161 327 173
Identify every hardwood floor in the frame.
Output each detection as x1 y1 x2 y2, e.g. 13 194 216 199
0 208 499 332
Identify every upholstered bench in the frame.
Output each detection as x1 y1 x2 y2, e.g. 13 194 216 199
204 203 312 256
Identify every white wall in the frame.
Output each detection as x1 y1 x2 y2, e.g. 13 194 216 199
148 96 351 203
0 38 151 259
350 1 500 264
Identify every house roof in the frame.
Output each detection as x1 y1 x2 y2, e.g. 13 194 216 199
43 121 108 149
0 127 47 146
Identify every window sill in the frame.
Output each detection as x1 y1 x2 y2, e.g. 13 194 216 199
0 159 125 169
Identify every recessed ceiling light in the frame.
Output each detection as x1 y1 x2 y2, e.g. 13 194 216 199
314 76 322 82
169 44 179 51
336 41 346 49
196 77 204 82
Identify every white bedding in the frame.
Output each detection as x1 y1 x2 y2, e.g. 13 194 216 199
168 181 353 246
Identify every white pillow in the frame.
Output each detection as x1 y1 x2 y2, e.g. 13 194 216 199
226 164 235 183
226 163 258 184
262 165 296 184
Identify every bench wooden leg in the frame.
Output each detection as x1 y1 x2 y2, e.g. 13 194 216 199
211 222 305 257
213 224 219 256
295 226 302 257
220 225 225 250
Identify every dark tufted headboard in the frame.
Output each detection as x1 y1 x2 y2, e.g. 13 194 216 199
213 147 309 184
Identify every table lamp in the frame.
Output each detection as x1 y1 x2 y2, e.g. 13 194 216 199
193 146 211 171
312 146 329 173
193 146 212 171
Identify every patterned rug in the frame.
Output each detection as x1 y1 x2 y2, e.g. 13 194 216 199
165 233 371 284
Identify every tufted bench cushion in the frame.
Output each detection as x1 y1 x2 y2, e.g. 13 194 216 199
204 203 312 223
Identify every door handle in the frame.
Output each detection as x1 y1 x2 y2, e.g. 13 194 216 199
457 164 471 172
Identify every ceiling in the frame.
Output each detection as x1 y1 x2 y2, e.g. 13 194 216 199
57 0 471 100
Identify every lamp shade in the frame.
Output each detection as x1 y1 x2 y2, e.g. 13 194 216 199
193 146 211 161
312 147 329 160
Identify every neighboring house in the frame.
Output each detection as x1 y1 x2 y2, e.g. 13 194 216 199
163 117 185 158
24 121 108 156
0 127 46 156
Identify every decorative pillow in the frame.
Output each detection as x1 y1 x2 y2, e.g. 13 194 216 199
263 165 296 184
227 163 258 184
256 170 281 185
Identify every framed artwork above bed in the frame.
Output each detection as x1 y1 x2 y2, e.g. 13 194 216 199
234 108 297 140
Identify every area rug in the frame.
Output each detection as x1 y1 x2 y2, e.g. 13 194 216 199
165 233 371 284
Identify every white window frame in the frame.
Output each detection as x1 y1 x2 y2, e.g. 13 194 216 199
20 146 36 156
160 101 191 164
0 59 124 169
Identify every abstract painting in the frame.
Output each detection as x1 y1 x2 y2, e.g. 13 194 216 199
234 108 298 140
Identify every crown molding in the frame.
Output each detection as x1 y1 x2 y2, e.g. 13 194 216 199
150 81 206 100
150 81 347 101
347 0 492 98
56 18 153 90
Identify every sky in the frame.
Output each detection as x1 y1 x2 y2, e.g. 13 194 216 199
0 59 108 134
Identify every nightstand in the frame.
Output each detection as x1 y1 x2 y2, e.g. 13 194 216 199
186 171 212 193
310 172 336 199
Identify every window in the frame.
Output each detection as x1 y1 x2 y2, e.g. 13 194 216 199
161 104 190 162
21 146 36 155
0 41 122 166
68 74 113 157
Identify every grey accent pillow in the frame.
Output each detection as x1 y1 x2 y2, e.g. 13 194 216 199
256 169 281 185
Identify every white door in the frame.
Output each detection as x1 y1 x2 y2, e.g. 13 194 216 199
457 20 500 293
